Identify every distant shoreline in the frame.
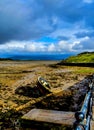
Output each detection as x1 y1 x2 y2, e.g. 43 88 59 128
0 59 61 62
0 53 71 61
0 60 60 66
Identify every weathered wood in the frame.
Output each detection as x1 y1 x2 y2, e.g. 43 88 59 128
22 108 75 125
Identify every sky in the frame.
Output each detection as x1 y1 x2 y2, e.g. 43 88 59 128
0 0 94 57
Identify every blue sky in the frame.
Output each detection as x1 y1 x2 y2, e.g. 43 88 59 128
0 0 94 57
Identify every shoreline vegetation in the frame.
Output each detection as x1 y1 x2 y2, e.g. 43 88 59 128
60 51 94 63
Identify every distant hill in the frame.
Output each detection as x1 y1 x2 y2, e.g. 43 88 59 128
61 52 94 63
0 58 13 61
6 53 72 61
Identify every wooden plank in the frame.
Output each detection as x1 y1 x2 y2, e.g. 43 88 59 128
22 108 75 125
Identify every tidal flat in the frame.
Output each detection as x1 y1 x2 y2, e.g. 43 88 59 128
0 60 94 130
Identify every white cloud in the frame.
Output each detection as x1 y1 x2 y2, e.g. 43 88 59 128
0 40 48 53
48 43 56 52
0 40 74 54
58 41 70 51
0 41 25 52
83 0 93 3
72 37 94 52
25 44 36 52
0 35 94 55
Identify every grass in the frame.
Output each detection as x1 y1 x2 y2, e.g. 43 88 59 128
62 52 94 63
70 66 94 75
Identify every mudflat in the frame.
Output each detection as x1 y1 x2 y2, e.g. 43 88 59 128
0 60 93 112
0 60 94 129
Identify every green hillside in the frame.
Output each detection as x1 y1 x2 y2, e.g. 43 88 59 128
62 52 94 63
